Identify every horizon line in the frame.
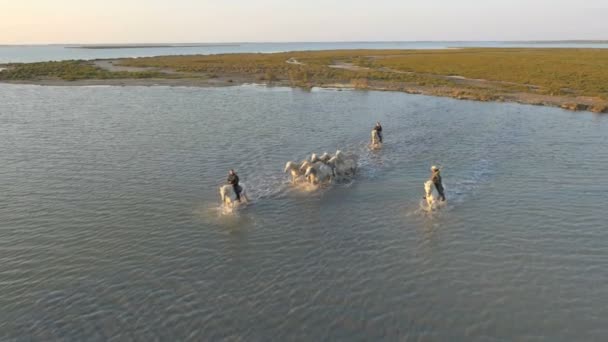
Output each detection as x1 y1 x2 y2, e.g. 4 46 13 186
2 39 608 46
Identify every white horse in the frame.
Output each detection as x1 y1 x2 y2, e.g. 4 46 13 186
219 183 248 208
304 163 333 185
423 180 445 210
299 160 314 174
319 152 332 163
327 156 340 175
284 161 303 184
335 150 358 163
370 129 382 149
333 150 358 177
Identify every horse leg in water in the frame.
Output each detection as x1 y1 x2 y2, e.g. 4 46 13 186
292 170 300 184
423 181 435 208
220 186 232 207
239 187 249 203
426 194 434 208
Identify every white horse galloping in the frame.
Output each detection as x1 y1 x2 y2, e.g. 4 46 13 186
370 129 382 149
423 180 437 208
423 180 445 210
284 161 303 184
299 160 314 174
334 150 358 177
319 152 332 163
304 163 333 185
335 150 358 163
219 183 248 208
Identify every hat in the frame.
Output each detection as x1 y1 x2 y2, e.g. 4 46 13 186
431 165 439 171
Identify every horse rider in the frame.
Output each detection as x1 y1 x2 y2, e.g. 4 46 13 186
373 121 383 143
227 169 241 202
430 165 446 201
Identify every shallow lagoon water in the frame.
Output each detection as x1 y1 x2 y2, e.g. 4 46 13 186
0 84 607 340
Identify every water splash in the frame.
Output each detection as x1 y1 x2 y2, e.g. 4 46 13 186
405 158 494 219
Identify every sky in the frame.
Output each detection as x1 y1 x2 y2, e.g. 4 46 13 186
1 0 607 44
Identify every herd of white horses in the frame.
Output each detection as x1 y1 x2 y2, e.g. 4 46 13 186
219 129 445 211
284 150 359 185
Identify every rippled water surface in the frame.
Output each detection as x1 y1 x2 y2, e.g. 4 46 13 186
1 84 607 341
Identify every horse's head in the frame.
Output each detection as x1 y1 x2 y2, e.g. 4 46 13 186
424 180 434 196
320 152 331 162
284 161 296 173
304 166 317 177
311 153 320 163
219 185 229 203
327 156 338 166
299 160 312 173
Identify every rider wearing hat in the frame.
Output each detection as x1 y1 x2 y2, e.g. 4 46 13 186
430 165 446 201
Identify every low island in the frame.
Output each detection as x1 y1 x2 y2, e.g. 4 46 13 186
1 48 607 113
66 43 240 49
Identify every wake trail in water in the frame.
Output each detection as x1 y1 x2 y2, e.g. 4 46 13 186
243 142 383 202
345 140 397 181
445 158 494 204
407 156 496 219
194 202 245 226
241 175 291 201
210 104 501 213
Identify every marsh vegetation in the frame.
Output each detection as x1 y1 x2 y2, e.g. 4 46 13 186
1 48 607 111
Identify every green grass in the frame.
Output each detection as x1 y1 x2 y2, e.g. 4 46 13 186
0 60 162 81
2 49 607 100
356 48 608 98
117 50 456 88
116 48 608 98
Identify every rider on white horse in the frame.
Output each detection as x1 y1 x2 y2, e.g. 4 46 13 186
373 121 383 143
227 169 241 202
430 166 446 201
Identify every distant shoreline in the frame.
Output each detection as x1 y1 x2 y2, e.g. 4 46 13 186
1 48 607 113
2 40 608 46
66 44 241 49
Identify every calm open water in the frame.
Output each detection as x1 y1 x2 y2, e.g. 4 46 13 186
2 41 608 63
1 84 607 341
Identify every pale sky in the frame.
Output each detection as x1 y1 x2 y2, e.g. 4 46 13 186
1 0 607 44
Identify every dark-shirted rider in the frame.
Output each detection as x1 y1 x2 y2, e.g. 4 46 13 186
373 121 383 143
430 165 446 201
227 169 241 202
